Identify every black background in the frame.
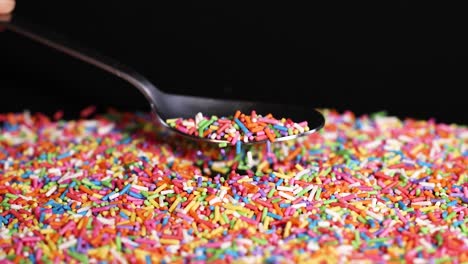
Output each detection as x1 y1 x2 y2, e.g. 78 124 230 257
1 1 467 124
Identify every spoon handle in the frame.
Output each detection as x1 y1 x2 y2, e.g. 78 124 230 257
1 16 162 115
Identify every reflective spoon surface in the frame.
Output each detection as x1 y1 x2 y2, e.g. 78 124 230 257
1 16 325 145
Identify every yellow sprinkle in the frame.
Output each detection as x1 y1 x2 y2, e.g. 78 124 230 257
388 155 401 165
117 220 131 226
209 227 224 238
257 160 269 172
295 164 305 171
191 222 198 234
315 176 322 185
411 144 424 156
237 177 253 183
135 248 150 259
148 198 159 208
39 242 51 257
183 199 197 213
40 229 55 235
8 219 18 229
154 183 168 194
263 216 270 230
214 206 221 223
224 204 251 213
284 221 292 238
160 238 180 245
420 206 439 212
130 212 136 222
169 197 182 213
275 173 293 179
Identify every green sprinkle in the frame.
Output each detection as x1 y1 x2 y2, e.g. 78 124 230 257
68 250 89 264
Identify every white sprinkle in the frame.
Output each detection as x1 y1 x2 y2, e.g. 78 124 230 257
366 210 384 222
195 112 204 127
246 151 254 167
410 169 425 179
182 120 195 127
58 238 77 250
167 245 180 254
121 237 139 247
325 209 341 222
97 216 115 226
307 186 319 201
348 182 361 188
411 201 432 206
209 197 221 205
419 182 435 188
97 123 115 135
77 206 91 214
110 248 128 264
159 196 165 207
293 186 303 195
336 245 354 255
413 258 428 264
293 123 305 133
237 238 253 246
318 221 330 228
219 189 227 200
221 242 231 249
131 184 149 191
278 191 296 201
58 171 84 184
10 204 23 210
277 186 294 192
291 202 307 209
48 168 61 176
160 190 175 195
109 192 120 201
45 185 57 197
294 169 310 180
307 241 319 251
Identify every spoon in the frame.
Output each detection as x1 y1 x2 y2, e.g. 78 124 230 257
1 16 325 145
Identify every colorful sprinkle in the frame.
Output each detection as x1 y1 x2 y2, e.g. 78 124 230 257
0 109 466 263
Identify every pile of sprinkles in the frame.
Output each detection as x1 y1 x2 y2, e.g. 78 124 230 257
166 110 310 146
0 109 467 263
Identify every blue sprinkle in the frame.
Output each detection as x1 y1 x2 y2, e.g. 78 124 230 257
120 184 132 195
276 178 284 187
145 255 152 264
57 152 71 160
417 160 433 167
234 118 250 134
102 192 112 201
120 212 129 219
273 125 288 132
267 212 282 220
447 200 457 206
60 189 69 200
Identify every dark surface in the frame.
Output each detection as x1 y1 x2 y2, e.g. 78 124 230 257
1 1 466 124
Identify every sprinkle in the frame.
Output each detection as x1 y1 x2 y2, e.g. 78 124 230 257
169 110 309 144
0 109 466 263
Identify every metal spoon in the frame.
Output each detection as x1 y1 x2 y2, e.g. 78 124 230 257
1 16 325 145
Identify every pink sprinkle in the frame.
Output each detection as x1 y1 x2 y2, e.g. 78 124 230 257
239 216 257 226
